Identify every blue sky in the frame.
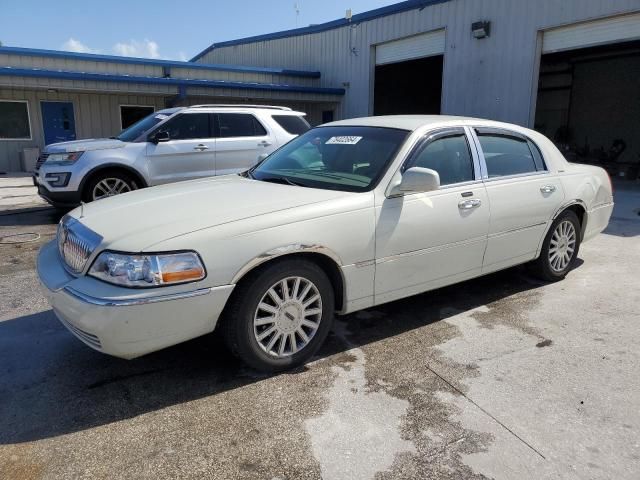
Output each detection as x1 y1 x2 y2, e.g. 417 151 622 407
1 0 400 60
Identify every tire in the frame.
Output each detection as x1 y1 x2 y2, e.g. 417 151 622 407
220 258 335 372
83 170 138 202
531 210 581 282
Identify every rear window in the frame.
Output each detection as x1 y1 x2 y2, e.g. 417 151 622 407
272 115 311 135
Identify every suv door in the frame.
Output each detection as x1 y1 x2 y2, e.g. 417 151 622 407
375 128 490 304
471 127 565 273
145 112 215 185
214 113 276 175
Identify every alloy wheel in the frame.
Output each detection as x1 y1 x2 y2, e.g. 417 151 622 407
253 276 323 358
92 178 132 200
548 220 577 272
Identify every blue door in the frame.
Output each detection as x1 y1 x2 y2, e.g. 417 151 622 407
41 102 76 145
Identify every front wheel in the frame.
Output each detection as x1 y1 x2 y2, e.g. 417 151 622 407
220 258 335 372
83 171 138 202
532 210 581 282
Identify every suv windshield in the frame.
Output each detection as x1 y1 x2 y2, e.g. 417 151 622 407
250 126 408 192
116 111 172 142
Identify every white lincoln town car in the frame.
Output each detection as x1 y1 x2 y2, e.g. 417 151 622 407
37 115 614 371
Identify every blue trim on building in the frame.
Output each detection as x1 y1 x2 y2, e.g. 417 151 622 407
0 46 321 78
0 66 345 95
190 0 451 61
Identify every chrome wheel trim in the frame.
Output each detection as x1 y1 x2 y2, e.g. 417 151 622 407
92 178 132 200
253 276 322 358
548 220 577 272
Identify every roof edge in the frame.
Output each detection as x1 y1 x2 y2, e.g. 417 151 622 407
0 66 344 95
190 0 450 62
0 46 321 78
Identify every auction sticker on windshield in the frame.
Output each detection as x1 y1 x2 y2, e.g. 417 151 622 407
326 136 363 145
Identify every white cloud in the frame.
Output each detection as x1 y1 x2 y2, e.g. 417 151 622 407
62 38 99 54
176 51 188 62
112 39 160 59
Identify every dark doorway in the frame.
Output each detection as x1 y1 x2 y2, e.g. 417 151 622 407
534 40 640 180
120 105 154 130
373 55 443 115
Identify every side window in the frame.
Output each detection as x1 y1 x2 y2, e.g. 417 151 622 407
217 113 267 138
477 133 540 178
157 113 210 140
405 134 475 186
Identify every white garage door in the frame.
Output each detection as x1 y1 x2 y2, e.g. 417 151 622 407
376 29 445 66
543 12 640 54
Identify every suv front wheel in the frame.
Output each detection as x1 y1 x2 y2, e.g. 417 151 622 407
83 170 138 202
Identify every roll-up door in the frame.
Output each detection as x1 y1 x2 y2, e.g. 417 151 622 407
543 13 640 54
375 29 445 66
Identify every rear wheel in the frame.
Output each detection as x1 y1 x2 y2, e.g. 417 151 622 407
220 258 335 372
83 170 138 202
532 210 581 282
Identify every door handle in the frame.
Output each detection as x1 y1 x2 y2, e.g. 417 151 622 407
458 199 482 210
194 144 209 151
540 184 556 194
258 140 272 147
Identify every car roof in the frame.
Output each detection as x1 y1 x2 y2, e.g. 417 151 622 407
322 115 528 133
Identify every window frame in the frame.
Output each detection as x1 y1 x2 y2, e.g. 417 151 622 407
119 104 155 131
151 112 213 141
400 127 482 189
213 112 269 139
470 127 549 182
0 99 32 141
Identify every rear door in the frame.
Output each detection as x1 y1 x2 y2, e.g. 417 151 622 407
471 127 565 273
145 112 215 185
213 113 276 175
375 128 490 304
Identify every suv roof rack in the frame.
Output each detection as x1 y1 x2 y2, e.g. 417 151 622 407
189 104 292 111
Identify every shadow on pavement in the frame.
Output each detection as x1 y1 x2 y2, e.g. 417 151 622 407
0 266 560 444
0 207 64 227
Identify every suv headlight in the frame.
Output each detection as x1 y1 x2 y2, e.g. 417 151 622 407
88 251 206 287
46 151 84 165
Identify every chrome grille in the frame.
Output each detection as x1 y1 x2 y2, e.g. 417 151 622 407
57 216 103 274
35 153 49 171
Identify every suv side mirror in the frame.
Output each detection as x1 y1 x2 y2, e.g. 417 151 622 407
150 131 170 144
389 167 440 196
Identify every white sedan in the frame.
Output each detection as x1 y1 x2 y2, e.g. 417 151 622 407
37 115 614 371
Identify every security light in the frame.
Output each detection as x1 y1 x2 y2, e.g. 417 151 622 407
472 21 491 39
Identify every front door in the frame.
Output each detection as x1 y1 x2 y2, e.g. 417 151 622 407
41 102 76 145
145 112 215 185
472 128 565 273
214 113 276 175
375 128 490 305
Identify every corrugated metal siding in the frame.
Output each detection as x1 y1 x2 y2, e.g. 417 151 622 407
0 88 165 171
199 0 640 124
375 29 446 65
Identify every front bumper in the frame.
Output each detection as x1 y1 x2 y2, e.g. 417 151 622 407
34 175 82 207
36 241 235 359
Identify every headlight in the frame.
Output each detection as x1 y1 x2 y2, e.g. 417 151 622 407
46 151 84 165
88 251 206 287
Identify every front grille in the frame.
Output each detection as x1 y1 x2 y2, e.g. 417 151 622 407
59 317 102 349
35 153 49 171
57 216 103 274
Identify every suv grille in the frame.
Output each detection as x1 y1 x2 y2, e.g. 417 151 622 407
57 217 103 274
35 153 49 171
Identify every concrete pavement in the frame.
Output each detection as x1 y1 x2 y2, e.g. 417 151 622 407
0 186 638 479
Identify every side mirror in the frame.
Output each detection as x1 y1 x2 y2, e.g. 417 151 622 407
389 167 440 197
150 131 170 144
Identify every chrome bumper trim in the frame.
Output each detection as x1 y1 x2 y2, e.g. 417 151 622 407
63 286 214 307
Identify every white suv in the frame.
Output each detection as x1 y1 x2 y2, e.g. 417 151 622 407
33 105 310 207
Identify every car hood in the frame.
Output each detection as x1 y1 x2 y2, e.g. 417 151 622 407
45 138 126 153
70 175 353 251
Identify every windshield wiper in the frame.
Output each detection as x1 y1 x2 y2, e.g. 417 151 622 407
259 175 306 187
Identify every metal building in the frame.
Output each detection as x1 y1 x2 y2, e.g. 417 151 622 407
193 0 640 173
0 47 344 172
2 0 639 174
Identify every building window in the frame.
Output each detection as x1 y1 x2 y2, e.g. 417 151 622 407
120 105 154 130
0 100 31 140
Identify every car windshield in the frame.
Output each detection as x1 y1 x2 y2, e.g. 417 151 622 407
116 112 173 142
250 126 409 192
